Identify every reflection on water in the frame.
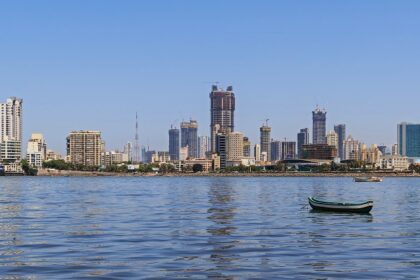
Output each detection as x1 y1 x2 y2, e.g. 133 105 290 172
0 177 420 279
207 183 238 279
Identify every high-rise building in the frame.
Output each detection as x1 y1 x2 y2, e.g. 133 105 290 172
198 136 210 158
227 132 244 161
210 85 235 153
216 133 227 169
181 120 198 159
169 126 180 161
312 107 327 144
327 130 339 149
66 131 102 166
297 128 309 158
392 144 399 156
254 144 261 162
334 124 346 159
243 137 251 157
397 123 420 157
282 141 296 160
123 142 132 162
343 135 360 160
0 97 23 162
260 124 271 162
271 140 282 161
26 133 47 168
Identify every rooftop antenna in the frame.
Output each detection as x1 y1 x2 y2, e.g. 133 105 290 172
134 112 140 163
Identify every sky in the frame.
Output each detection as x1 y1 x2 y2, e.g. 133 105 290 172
1 1 419 154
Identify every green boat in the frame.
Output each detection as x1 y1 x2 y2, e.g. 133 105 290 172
308 197 373 214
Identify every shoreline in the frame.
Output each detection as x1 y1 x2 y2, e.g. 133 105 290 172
36 169 420 178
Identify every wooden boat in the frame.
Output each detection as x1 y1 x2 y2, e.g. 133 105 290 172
308 197 373 214
354 176 383 182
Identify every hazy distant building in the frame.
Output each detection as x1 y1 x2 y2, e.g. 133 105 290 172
198 136 210 158
334 124 346 160
169 126 180 161
67 131 102 166
123 142 132 162
261 151 268 162
158 151 170 163
312 107 327 144
378 145 387 156
26 133 47 168
260 124 271 161
254 144 261 162
327 130 339 150
181 120 198 159
397 122 420 157
144 150 157 163
210 85 235 153
271 140 282 161
392 144 399 156
282 141 296 160
243 137 251 157
227 132 244 161
343 135 360 160
297 128 309 158
0 97 23 162
302 144 337 160
180 146 189 161
216 133 227 169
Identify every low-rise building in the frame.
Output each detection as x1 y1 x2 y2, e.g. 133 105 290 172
302 144 337 160
380 155 410 171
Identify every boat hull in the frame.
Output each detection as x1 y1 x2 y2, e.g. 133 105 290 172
308 197 373 214
354 177 383 182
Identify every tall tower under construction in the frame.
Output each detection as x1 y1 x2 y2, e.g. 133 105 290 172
312 107 327 145
133 113 140 163
260 123 272 162
210 85 235 153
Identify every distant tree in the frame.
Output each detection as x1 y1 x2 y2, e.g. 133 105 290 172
192 164 204 173
21 159 38 176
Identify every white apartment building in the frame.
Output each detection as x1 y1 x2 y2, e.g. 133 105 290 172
327 130 339 149
26 133 47 168
0 97 23 162
380 155 410 171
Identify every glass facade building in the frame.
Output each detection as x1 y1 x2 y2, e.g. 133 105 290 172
398 123 420 157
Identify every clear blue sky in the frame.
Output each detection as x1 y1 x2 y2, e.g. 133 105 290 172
1 1 419 153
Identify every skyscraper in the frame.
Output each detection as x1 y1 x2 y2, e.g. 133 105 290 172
210 85 235 153
282 141 296 160
254 144 261 162
0 97 23 162
312 107 327 144
270 140 282 161
198 136 210 158
169 126 180 161
326 130 339 149
334 124 346 160
297 128 309 158
343 135 360 160
181 120 198 159
398 122 420 157
216 133 227 169
260 124 271 162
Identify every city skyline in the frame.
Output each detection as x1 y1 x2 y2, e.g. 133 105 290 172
1 1 420 152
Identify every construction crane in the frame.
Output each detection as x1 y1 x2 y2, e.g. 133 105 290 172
260 118 270 127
